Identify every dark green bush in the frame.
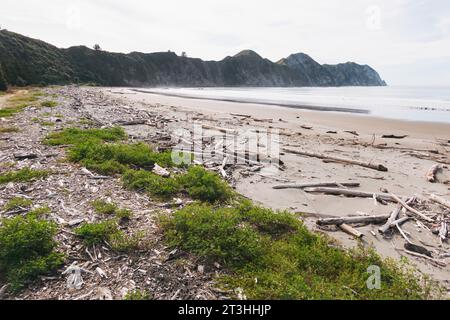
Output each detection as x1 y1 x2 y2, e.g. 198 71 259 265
122 169 180 199
0 216 64 291
177 166 234 203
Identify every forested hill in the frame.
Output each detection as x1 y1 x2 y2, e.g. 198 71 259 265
0 30 386 90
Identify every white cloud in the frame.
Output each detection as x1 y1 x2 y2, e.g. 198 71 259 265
1 0 449 85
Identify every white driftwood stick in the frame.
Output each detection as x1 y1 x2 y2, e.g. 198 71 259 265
304 187 395 202
282 147 388 172
378 204 402 234
396 224 412 244
273 181 360 190
317 214 390 226
429 194 450 210
390 193 433 222
426 164 444 182
339 223 364 238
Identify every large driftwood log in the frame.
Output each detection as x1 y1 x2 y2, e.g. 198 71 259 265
273 181 360 190
390 193 433 222
282 147 388 172
426 164 444 182
317 214 390 226
202 125 237 135
429 194 450 210
378 204 402 234
339 223 364 238
304 187 395 202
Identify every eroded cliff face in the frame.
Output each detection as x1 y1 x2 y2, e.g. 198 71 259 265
0 30 386 88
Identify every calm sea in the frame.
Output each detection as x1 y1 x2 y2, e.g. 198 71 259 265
145 86 450 124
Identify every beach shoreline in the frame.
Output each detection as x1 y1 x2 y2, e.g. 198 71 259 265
103 87 450 285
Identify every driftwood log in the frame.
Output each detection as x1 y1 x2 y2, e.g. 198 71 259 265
429 194 450 210
202 125 237 135
378 204 402 234
381 134 408 139
339 223 364 238
273 181 360 190
317 214 390 226
282 147 388 172
426 164 444 182
304 187 395 202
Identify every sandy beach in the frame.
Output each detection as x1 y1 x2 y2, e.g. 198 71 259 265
105 87 450 284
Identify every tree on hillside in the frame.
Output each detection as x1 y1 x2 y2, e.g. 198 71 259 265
93 44 102 51
0 64 7 91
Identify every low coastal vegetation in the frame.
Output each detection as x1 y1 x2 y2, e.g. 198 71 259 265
40 100 57 108
124 289 152 300
161 201 438 299
0 215 65 291
3 197 32 212
44 126 126 146
0 90 42 117
0 126 19 133
91 199 133 221
35 126 438 299
0 167 50 184
74 220 141 253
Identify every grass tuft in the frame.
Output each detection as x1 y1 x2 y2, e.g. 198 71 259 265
3 197 32 212
124 289 151 300
91 199 133 220
0 215 65 291
0 168 50 184
75 220 140 252
40 100 57 108
0 126 19 133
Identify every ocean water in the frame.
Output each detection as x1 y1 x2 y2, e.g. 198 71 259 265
146 86 450 124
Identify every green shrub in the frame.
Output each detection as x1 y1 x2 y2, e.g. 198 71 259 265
177 166 234 203
74 220 118 246
124 289 151 300
0 168 50 184
75 220 140 252
91 199 133 220
160 202 439 300
44 127 126 146
0 216 64 291
91 199 118 215
160 204 265 267
68 141 174 175
3 197 32 211
40 100 57 108
122 169 180 199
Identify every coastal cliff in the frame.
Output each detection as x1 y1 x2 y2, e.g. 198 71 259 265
0 30 386 89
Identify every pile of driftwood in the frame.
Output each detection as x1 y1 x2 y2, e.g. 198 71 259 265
272 178 450 266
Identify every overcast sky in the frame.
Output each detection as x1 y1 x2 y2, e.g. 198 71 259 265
1 0 450 85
